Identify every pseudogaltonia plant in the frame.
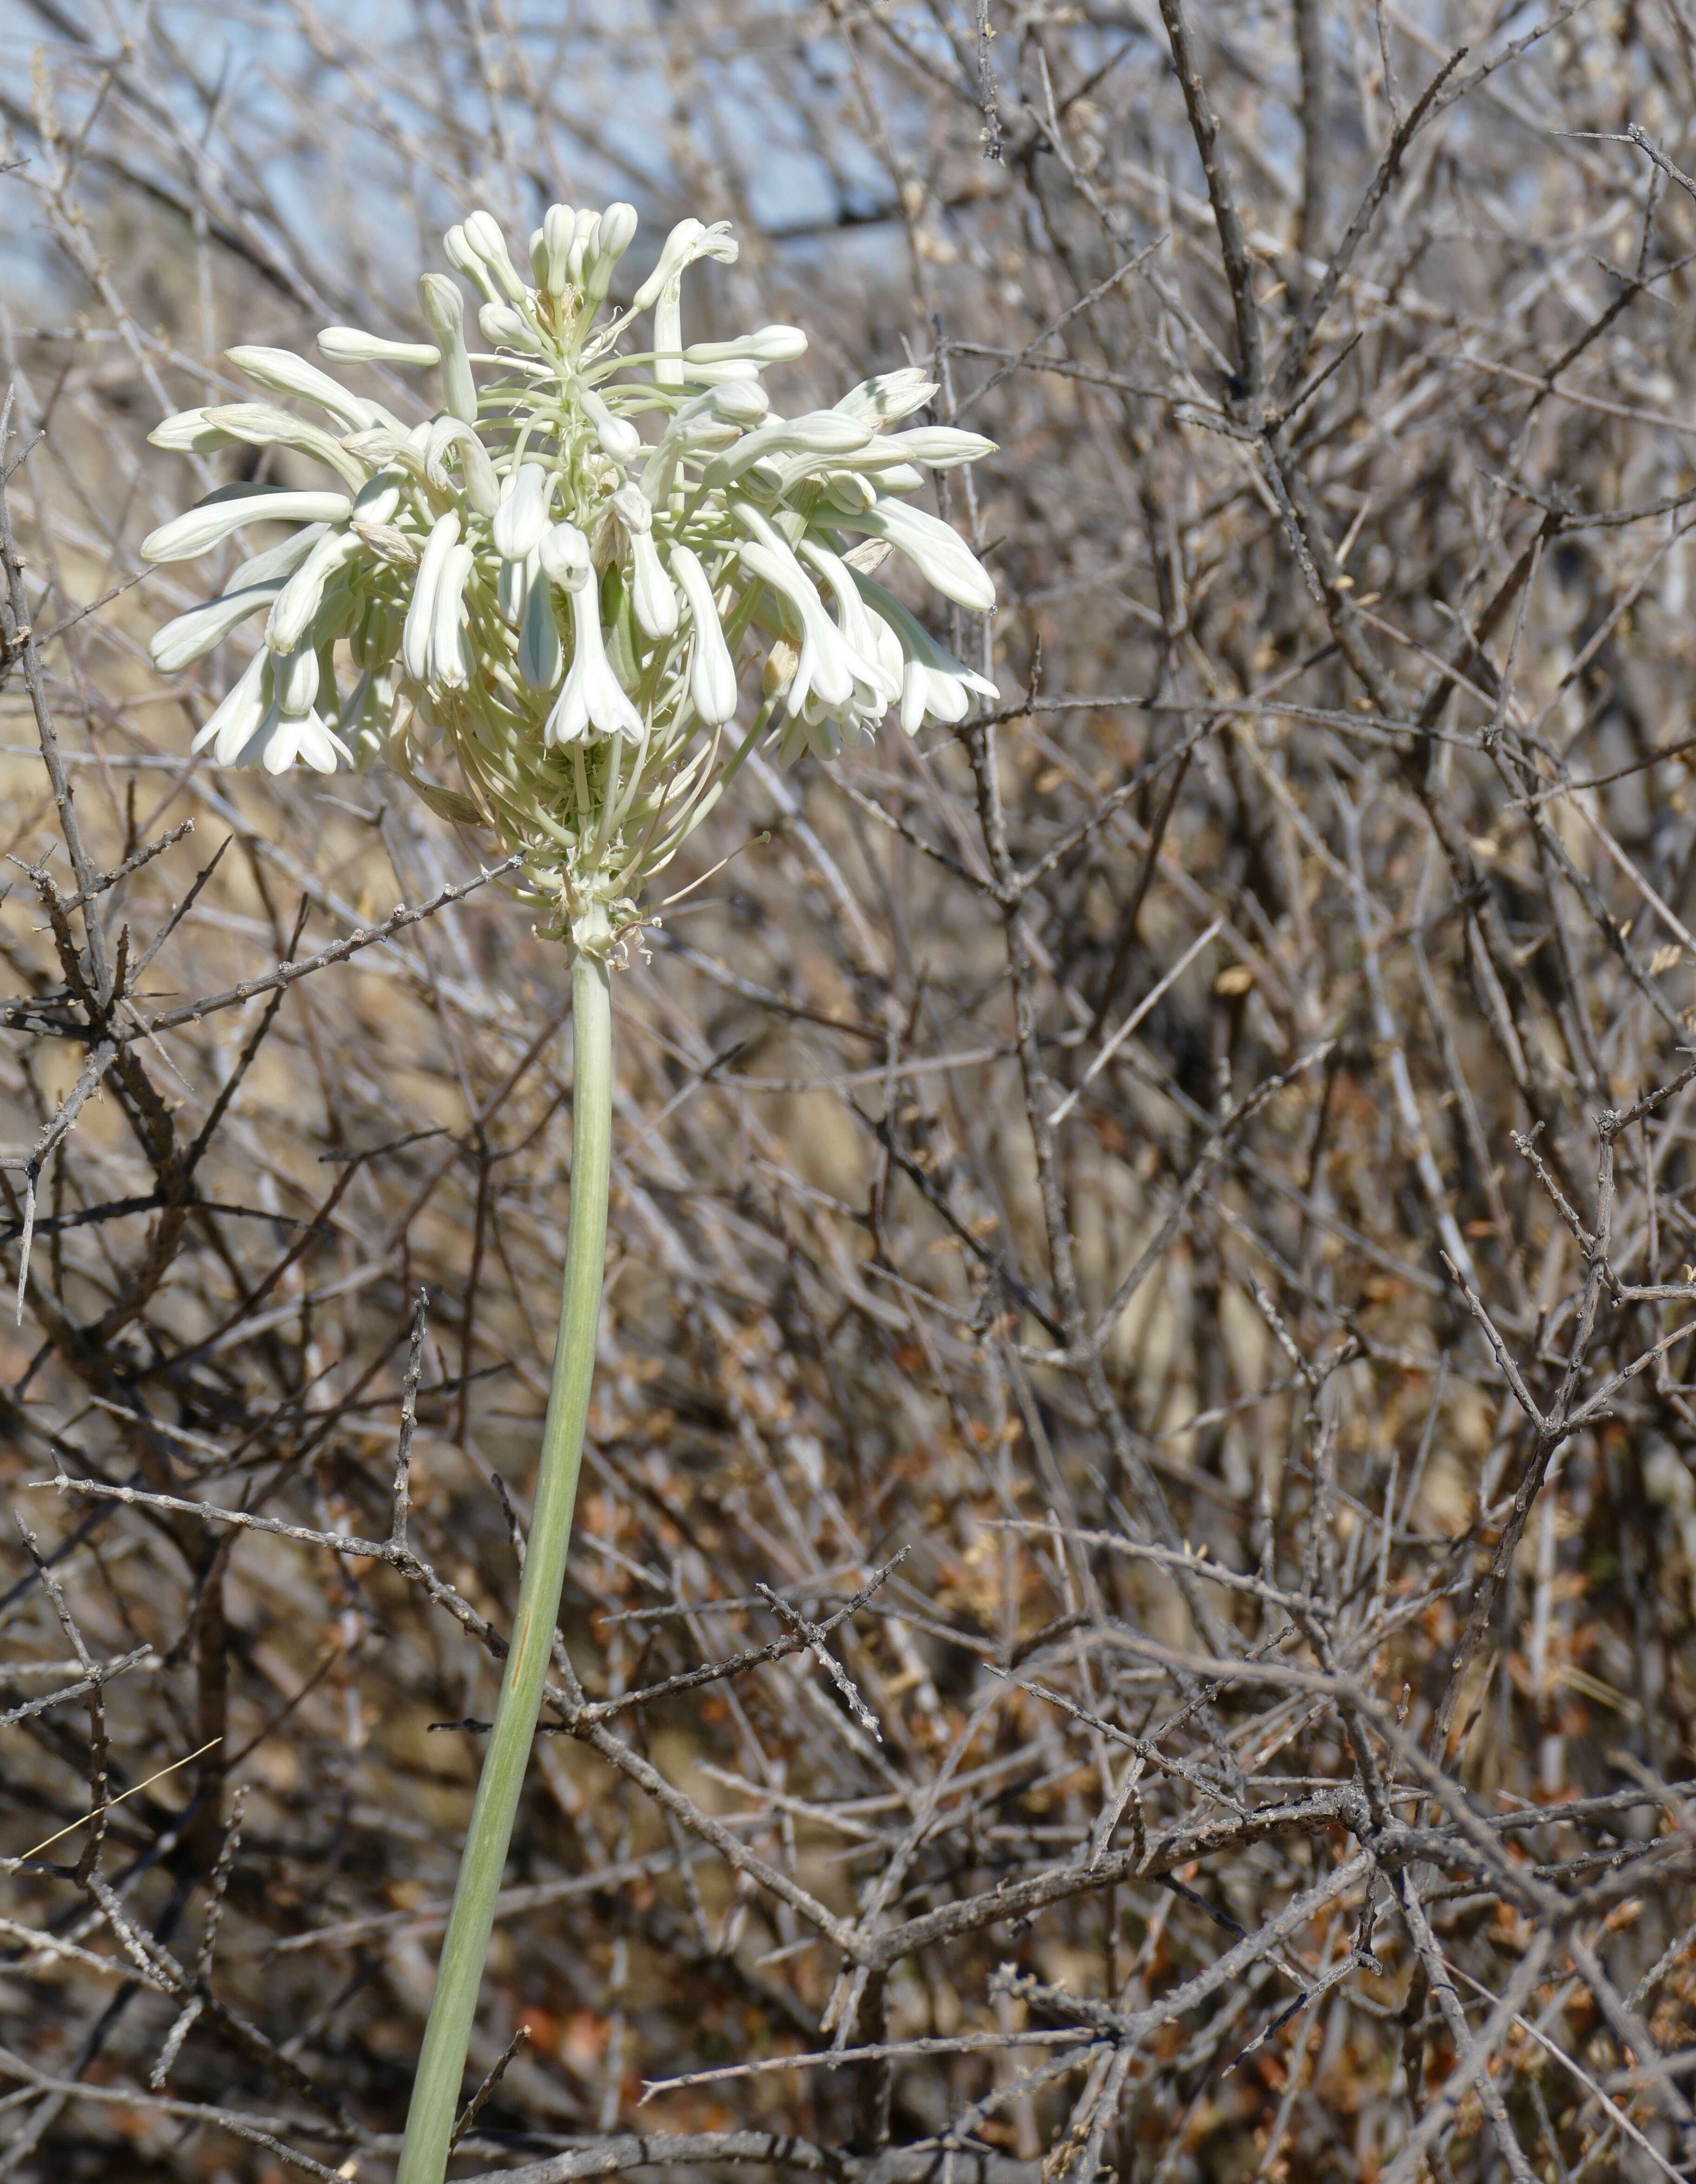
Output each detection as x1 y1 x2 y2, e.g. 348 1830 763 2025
144 200 997 957
143 201 997 2184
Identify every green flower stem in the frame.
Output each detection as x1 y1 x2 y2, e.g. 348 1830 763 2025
396 949 613 2184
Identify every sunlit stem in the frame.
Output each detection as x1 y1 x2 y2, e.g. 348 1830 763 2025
394 950 612 2184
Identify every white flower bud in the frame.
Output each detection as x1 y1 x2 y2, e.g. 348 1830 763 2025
612 487 677 639
834 497 997 614
493 463 556 561
479 300 545 353
150 581 282 673
874 427 997 468
583 203 638 306
676 380 769 428
668 544 738 726
567 211 601 290
266 530 364 655
630 219 737 313
703 412 872 488
677 360 763 386
148 409 234 453
685 325 808 367
141 486 352 565
443 225 499 303
418 275 481 423
202 403 366 489
430 542 475 687
403 511 463 680
318 327 442 367
425 419 500 514
226 345 386 432
462 210 530 302
539 521 592 592
834 370 939 429
579 387 641 460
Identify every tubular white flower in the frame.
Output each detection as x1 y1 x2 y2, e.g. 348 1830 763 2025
426 419 500 514
443 224 499 304
612 486 677 640
259 706 351 777
668 545 738 725
429 543 475 688
493 463 556 561
149 409 236 454
192 647 273 762
579 387 641 461
799 539 901 710
853 569 999 733
583 203 638 308
141 487 352 565
704 412 872 488
151 581 281 673
462 211 529 303
834 370 939 429
833 496 997 613
403 512 463 681
417 275 479 424
547 581 643 746
318 327 441 367
685 326 808 367
630 218 737 313
225 346 386 432
737 535 872 718
273 642 320 717
266 530 364 654
231 524 330 591
540 204 576 296
857 427 997 470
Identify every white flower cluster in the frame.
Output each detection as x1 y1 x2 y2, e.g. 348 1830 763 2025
142 203 998 949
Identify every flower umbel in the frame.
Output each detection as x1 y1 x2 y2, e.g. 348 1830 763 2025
145 202 997 953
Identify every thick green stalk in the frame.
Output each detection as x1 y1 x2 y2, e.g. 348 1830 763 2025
396 950 612 2184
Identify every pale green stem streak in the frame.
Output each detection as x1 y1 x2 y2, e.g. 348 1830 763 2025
395 948 613 2184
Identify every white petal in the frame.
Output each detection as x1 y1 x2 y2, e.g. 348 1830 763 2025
151 582 280 673
428 543 474 687
225 345 384 431
669 544 738 725
685 325 807 367
266 530 364 655
492 463 555 560
141 488 351 565
192 648 272 761
833 370 939 429
402 511 462 680
834 498 996 614
318 326 441 366
417 275 479 423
